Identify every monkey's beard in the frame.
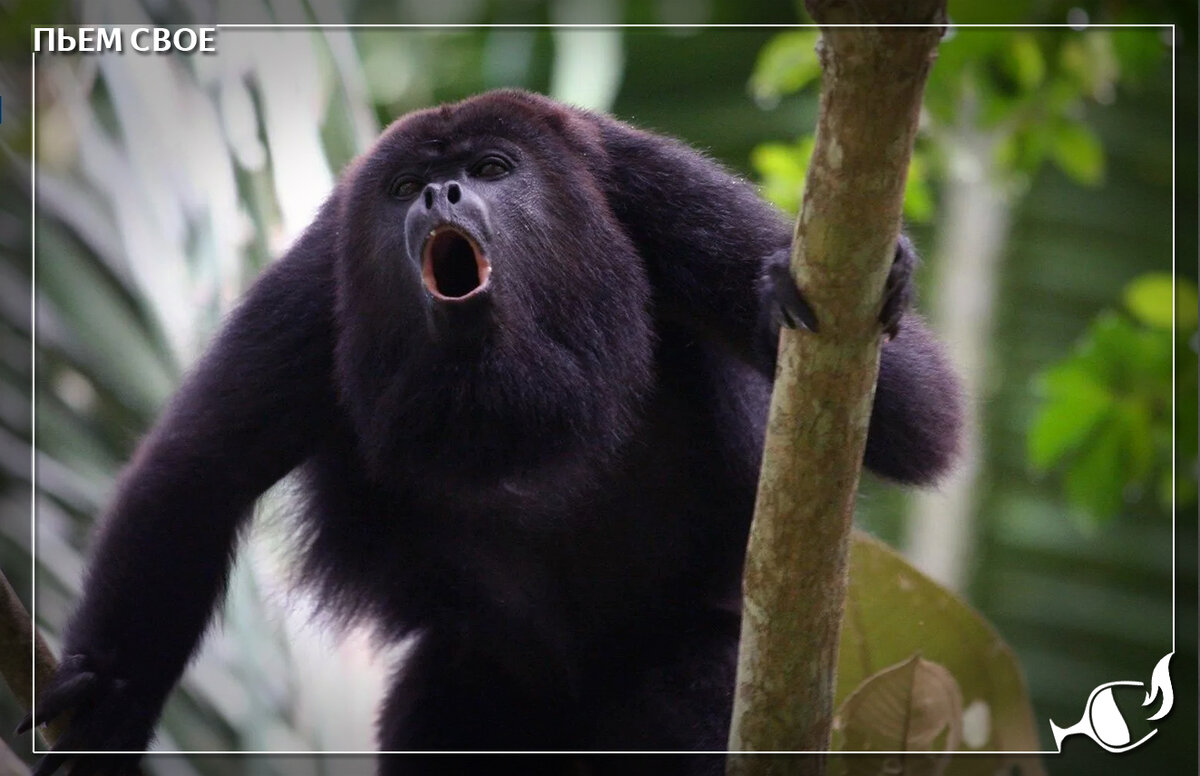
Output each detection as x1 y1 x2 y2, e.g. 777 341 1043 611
348 298 655 508
337 217 656 508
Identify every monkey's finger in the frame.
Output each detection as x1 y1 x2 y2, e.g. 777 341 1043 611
17 671 98 733
16 655 95 735
878 290 906 340
879 238 915 338
29 717 99 776
768 263 819 333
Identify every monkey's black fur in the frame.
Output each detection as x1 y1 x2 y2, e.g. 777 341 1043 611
25 91 962 775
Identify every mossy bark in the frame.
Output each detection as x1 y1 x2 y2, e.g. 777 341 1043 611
728 4 946 772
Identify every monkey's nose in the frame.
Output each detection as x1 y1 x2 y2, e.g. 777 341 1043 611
422 182 464 210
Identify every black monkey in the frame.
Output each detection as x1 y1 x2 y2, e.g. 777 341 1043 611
23 90 962 775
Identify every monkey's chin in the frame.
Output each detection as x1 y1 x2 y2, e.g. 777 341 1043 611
422 225 491 301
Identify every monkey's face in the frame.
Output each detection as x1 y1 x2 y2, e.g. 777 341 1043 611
391 138 512 310
333 93 657 493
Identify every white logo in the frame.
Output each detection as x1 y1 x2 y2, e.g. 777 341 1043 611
1050 653 1174 753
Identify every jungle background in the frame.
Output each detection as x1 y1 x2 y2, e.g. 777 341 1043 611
0 1 1195 774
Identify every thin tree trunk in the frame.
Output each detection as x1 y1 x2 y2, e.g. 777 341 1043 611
0 571 64 746
727 4 946 771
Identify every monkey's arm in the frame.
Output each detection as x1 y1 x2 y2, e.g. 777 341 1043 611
22 220 339 770
592 117 961 484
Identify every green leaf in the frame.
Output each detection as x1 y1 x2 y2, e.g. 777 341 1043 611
1111 28 1167 83
1177 280 1200 330
1164 466 1199 510
903 150 935 223
1027 364 1113 470
1124 274 1199 330
1117 400 1155 484
1074 312 1171 391
977 71 1024 128
1057 38 1090 88
1027 292 1186 522
1124 274 1178 329
836 533 1045 773
1051 120 1105 185
995 125 1052 177
750 30 821 101
751 137 813 214
1065 418 1127 523
1058 33 1119 97
1002 33 1045 92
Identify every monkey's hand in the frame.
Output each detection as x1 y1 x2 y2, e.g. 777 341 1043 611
764 234 917 342
764 256 820 335
16 653 158 776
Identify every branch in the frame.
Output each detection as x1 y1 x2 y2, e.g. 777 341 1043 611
0 570 64 747
728 3 945 770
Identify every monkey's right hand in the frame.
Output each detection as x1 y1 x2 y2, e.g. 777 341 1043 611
16 653 158 776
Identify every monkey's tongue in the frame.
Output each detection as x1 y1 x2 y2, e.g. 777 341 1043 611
423 227 490 300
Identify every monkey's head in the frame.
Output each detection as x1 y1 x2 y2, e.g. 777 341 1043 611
331 91 656 497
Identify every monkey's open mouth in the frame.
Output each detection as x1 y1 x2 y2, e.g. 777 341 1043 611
422 226 491 300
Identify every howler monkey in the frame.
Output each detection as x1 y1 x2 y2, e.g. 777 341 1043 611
24 90 962 774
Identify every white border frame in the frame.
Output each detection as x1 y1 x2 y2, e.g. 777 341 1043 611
28 20 1179 760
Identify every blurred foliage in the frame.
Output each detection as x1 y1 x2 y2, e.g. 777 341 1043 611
929 28 1149 186
1028 275 1198 525
746 26 1168 220
747 28 936 222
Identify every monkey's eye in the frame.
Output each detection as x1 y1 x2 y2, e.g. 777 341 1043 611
471 156 512 180
389 176 424 200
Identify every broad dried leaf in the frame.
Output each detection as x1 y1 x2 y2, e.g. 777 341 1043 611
835 656 962 776
835 534 1045 776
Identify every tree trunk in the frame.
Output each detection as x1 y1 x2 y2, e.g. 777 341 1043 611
727 4 946 772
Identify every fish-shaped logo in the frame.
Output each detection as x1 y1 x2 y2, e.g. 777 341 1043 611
1050 653 1174 753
